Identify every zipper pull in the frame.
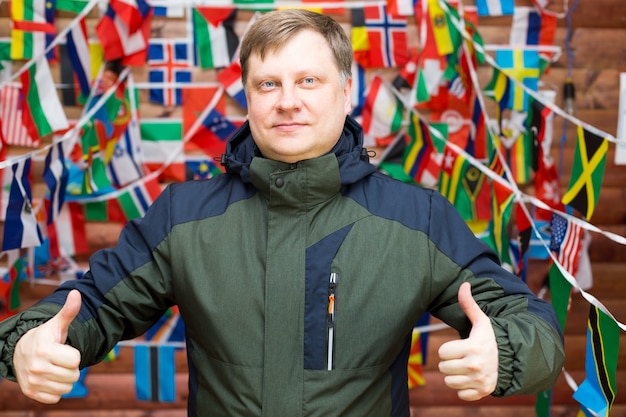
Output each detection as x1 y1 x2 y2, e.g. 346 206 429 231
327 272 338 371
328 272 337 322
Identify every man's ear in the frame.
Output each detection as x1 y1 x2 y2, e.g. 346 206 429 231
343 77 353 115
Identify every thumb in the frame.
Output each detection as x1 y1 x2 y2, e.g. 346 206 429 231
458 282 486 325
50 290 82 343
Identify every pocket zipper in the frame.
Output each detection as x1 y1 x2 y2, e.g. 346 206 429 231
327 272 337 371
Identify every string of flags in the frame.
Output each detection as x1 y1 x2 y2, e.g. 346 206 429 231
0 0 623 413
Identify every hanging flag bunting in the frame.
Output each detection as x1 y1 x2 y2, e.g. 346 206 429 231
42 141 68 225
192 7 239 69
188 107 238 159
426 0 461 57
489 179 515 269
403 111 438 186
95 0 153 66
46 200 89 258
147 39 193 107
134 344 177 402
0 85 38 147
10 0 55 60
186 156 222 180
549 212 583 276
561 125 608 220
81 120 113 195
475 0 514 16
66 15 93 102
361 75 404 144
482 66 511 129
2 157 43 251
21 57 70 140
153 4 185 18
117 175 162 220
140 119 186 182
107 120 145 187
361 4 409 68
216 61 247 109
350 61 366 117
0 254 28 319
573 306 620 417
495 49 540 111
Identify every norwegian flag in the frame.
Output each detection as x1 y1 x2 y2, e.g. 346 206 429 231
549 213 583 276
216 61 247 109
148 39 193 106
360 4 409 68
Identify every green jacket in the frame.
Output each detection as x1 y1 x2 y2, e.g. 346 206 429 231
0 116 564 416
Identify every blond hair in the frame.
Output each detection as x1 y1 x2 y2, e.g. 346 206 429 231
239 9 353 89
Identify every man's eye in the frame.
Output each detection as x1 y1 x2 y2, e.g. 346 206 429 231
261 81 275 89
303 78 315 85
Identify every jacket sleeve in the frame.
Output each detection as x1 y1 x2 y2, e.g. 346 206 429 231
425 192 565 397
0 186 177 380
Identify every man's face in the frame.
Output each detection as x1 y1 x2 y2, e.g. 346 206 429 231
244 30 352 163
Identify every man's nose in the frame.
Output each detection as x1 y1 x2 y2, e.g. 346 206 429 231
276 86 302 111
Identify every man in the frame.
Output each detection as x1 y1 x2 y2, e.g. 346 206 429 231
0 9 564 416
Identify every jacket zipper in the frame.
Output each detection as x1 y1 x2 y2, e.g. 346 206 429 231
327 272 337 371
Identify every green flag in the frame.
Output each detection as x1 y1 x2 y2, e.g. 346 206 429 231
561 125 608 220
573 306 621 417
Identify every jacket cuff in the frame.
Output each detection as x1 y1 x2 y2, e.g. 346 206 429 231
490 318 515 397
0 316 48 381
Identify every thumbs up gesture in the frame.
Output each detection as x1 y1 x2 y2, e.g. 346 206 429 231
438 282 499 401
13 290 83 404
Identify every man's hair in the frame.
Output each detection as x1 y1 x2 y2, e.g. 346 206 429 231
239 9 353 88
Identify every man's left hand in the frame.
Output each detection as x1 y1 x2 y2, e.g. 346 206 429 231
437 282 499 401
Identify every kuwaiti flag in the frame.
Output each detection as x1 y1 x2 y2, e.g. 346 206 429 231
475 0 514 16
95 0 153 66
2 157 43 251
42 141 69 225
134 344 176 402
117 174 162 220
20 57 70 140
140 119 185 182
216 61 247 109
192 7 239 69
66 16 92 100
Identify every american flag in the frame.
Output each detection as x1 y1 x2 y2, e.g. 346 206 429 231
549 213 583 276
0 85 38 147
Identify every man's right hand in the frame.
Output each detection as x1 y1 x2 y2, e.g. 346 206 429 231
13 289 82 404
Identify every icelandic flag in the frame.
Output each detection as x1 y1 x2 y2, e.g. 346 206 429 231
2 157 43 251
148 39 193 106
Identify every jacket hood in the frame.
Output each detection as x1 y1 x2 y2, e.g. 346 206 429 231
220 115 377 185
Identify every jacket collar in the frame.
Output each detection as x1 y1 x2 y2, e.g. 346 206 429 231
221 115 377 188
